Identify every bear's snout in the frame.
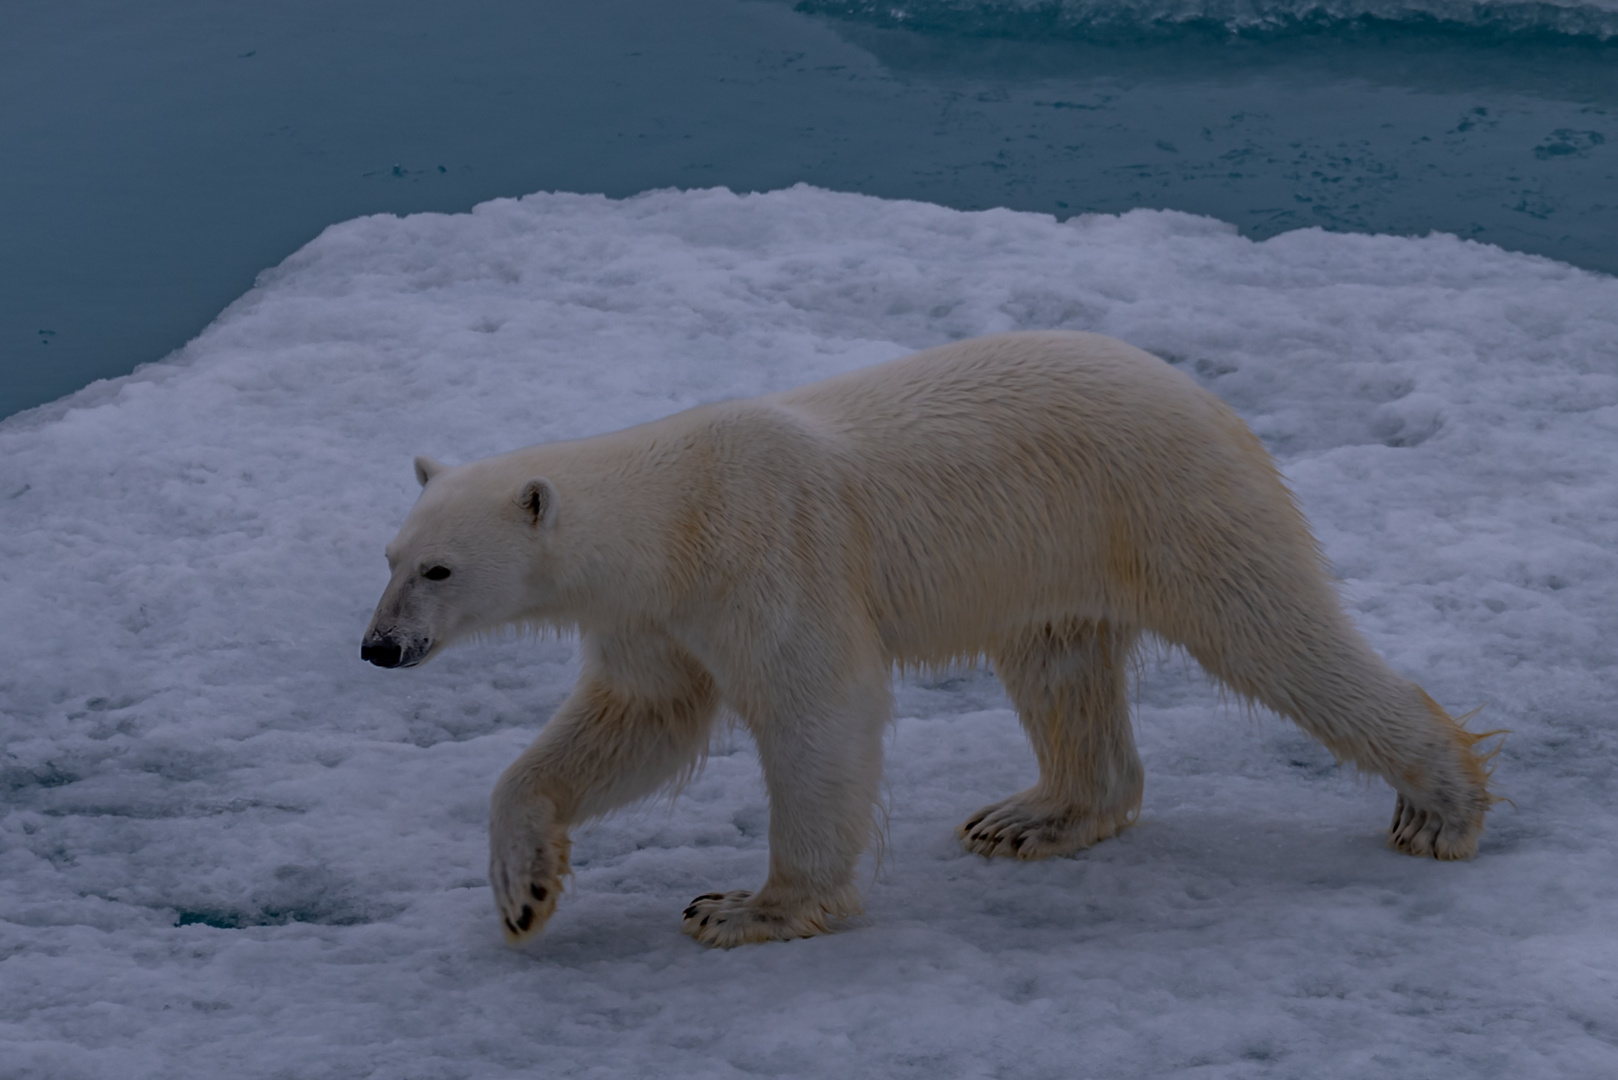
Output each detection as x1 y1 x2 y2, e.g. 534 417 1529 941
361 640 404 668
360 629 431 669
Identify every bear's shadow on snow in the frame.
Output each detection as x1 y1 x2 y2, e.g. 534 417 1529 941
864 820 1486 953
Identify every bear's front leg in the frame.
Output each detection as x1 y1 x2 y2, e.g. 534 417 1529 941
682 671 887 947
489 784 570 942
488 631 720 944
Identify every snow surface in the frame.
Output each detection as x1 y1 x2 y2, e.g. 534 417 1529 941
2 186 1616 1078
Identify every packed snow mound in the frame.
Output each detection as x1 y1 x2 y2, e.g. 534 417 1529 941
2 186 1616 1078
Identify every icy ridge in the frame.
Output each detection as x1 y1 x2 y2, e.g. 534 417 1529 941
799 0 1618 41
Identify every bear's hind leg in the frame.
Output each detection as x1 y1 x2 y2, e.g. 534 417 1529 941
1178 601 1495 860
961 619 1143 859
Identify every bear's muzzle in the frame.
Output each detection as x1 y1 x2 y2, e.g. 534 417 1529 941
360 641 404 667
360 631 430 668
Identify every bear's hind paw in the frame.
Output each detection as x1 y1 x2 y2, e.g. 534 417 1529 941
681 890 831 947
1388 793 1482 860
959 793 1133 859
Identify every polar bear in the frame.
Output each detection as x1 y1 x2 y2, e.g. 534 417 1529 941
361 331 1496 948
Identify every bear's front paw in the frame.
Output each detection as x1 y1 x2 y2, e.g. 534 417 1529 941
489 796 571 944
681 890 831 948
958 791 1132 859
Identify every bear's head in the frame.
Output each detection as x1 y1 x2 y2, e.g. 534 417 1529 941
361 454 560 668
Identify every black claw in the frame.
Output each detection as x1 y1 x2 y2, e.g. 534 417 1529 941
683 906 700 919
503 918 518 935
696 892 725 901
530 883 548 903
700 915 710 927
516 905 534 932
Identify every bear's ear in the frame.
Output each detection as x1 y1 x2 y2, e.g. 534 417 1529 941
414 456 447 488
518 478 558 528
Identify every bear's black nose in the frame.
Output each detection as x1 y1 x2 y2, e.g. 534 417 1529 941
361 641 404 668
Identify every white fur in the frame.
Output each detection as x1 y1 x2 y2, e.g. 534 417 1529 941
362 331 1496 947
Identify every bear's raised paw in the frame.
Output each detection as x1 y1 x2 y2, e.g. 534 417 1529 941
489 801 571 944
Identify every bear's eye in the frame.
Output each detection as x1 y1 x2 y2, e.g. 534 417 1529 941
422 565 452 581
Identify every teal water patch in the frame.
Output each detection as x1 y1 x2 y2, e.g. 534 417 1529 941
813 16 1617 248
2 0 1614 419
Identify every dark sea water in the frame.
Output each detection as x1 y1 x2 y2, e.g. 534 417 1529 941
3 0 1614 418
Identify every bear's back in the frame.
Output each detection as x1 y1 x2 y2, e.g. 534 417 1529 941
771 331 1211 449
762 332 1295 663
